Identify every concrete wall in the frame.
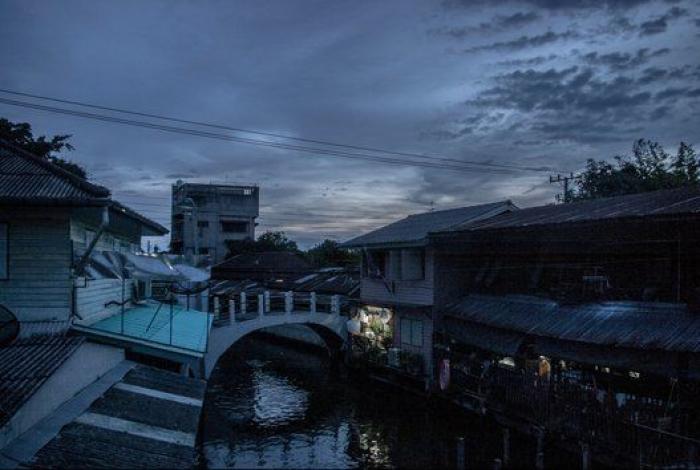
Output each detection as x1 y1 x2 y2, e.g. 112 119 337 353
171 184 259 263
259 324 326 348
0 209 73 323
0 342 124 450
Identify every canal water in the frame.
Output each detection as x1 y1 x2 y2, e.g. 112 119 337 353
200 334 573 469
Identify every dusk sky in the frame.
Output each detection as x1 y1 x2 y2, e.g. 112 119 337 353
1 0 699 248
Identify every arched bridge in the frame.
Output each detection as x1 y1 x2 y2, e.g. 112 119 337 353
204 291 350 378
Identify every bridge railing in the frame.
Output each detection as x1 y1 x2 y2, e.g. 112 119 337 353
209 290 350 327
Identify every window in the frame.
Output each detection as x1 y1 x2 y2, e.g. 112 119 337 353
401 249 425 280
198 247 210 255
363 250 387 278
400 317 423 347
0 223 7 279
197 220 209 228
220 221 248 233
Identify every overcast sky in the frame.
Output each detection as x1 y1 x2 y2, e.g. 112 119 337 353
1 0 699 248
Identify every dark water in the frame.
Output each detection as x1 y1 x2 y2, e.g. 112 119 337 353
201 335 572 469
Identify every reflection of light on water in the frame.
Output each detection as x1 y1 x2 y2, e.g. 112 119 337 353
253 369 309 426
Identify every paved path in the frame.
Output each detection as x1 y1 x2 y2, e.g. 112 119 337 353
27 366 205 469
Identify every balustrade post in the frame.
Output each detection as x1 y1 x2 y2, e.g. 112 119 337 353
229 297 236 321
213 296 220 315
264 291 271 313
331 295 340 315
258 294 264 316
285 291 293 314
241 292 247 315
310 292 317 314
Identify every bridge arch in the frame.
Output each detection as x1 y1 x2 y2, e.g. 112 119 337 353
204 311 348 379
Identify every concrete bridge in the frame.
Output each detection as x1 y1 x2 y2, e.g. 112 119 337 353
203 291 350 378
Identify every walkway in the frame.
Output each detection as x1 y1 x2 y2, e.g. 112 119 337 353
26 365 205 468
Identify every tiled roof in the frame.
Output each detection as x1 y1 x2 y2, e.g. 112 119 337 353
341 201 515 248
0 140 110 203
0 140 167 235
0 334 85 427
446 186 700 233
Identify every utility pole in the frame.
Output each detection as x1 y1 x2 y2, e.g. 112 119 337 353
549 172 579 203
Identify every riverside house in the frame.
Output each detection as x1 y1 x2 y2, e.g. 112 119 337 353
430 187 700 468
0 140 169 450
341 201 515 389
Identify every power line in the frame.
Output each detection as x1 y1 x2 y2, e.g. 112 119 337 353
0 88 559 174
2 96 534 175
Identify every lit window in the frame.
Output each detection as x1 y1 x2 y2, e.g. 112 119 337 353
0 223 7 279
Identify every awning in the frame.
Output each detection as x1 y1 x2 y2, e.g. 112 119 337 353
533 336 679 378
444 317 525 356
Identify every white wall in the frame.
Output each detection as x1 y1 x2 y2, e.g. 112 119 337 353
74 278 134 325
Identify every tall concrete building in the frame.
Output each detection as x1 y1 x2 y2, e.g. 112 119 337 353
170 181 259 263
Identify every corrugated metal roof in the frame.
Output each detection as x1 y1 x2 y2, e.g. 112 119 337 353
443 294 700 353
0 334 84 427
212 252 312 279
446 186 700 233
342 201 516 248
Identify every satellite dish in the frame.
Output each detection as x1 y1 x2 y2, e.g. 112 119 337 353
0 304 19 347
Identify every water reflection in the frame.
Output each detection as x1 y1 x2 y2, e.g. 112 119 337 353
201 334 572 469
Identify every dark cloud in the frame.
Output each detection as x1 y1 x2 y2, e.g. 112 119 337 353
639 6 688 36
434 11 540 38
1 0 699 246
496 54 559 67
443 0 656 11
464 30 578 53
581 48 670 71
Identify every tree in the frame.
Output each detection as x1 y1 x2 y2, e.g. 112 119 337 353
306 239 358 268
224 231 299 259
0 117 87 179
568 139 699 202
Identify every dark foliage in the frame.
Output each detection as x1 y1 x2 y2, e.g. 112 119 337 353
0 117 87 179
225 231 299 259
567 139 698 202
305 239 358 268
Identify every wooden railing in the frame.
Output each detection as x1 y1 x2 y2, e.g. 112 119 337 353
472 367 700 468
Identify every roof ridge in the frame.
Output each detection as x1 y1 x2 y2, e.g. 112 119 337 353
0 139 110 198
406 200 509 217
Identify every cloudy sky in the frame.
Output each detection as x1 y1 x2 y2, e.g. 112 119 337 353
1 0 699 248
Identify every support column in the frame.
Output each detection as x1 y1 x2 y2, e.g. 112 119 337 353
258 294 264 316
310 292 317 314
456 437 465 470
241 292 247 315
581 442 590 470
502 428 510 467
535 428 545 470
264 291 271 313
285 291 293 315
229 297 236 322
